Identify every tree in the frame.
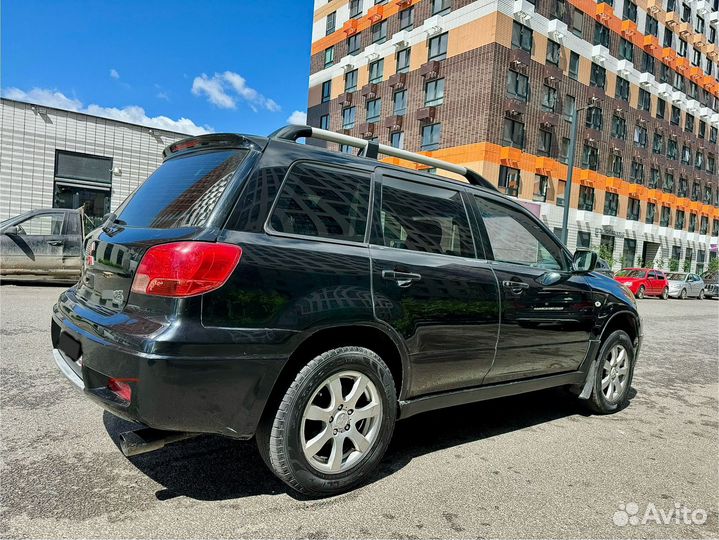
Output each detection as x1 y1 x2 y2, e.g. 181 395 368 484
595 244 615 269
683 257 692 272
706 257 719 274
669 258 679 271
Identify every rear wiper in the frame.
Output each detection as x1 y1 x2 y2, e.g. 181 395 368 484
102 213 126 232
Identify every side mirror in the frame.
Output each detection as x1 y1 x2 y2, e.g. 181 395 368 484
3 225 19 235
573 249 598 273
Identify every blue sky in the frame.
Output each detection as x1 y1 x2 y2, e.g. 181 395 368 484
1 0 314 135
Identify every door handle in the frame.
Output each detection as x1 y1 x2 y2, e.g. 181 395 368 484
47 240 64 246
382 270 422 288
502 280 529 294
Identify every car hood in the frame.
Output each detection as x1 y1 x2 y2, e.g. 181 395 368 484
615 277 639 283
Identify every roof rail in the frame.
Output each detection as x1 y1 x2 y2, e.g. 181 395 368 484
270 125 498 191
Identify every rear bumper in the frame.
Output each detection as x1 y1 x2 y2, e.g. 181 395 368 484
51 292 294 439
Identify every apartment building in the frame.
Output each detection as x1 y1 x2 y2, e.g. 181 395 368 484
306 0 719 272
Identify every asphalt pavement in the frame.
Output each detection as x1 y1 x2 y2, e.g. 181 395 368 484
1 284 717 539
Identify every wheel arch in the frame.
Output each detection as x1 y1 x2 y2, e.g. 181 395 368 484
598 310 640 346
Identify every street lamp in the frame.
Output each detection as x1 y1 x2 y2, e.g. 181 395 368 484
560 98 600 245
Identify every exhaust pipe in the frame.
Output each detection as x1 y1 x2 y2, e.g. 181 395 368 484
119 428 197 457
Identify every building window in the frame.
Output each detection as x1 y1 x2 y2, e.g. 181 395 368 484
604 192 619 216
559 137 570 164
700 216 709 235
366 98 381 123
688 212 697 232
681 145 691 165
611 115 627 139
678 38 687 58
557 179 567 206
638 88 650 111
571 9 584 36
627 198 641 220
630 160 645 183
321 80 331 103
546 40 561 66
324 47 335 67
502 118 525 149
646 203 656 224
399 7 414 30
590 63 606 89
326 12 336 35
663 29 673 48
671 105 680 125
581 145 599 170
681 2 691 22
708 154 716 174
696 15 704 33
711 127 718 144
512 22 533 52
585 107 603 130
349 0 363 18
676 210 685 229
610 154 623 177
425 78 445 106
551 0 567 19
506 70 529 102
660 206 671 226
656 98 666 119
428 33 448 61
577 231 591 248
541 85 557 112
649 167 660 188
390 131 404 149
371 20 387 44
499 166 521 197
698 120 706 139
563 94 576 122
667 138 678 160
393 90 407 116
642 51 655 74
54 151 112 223
685 113 694 134
633 125 648 148
619 38 633 62
569 52 580 80
692 48 701 67
319 114 329 130
594 22 610 47
431 0 452 15
623 0 637 21
616 77 630 101
578 185 595 211
622 239 637 268
369 59 384 83
678 177 688 197
538 129 553 157
663 172 674 193
645 15 658 36
421 123 442 150
533 174 548 202
345 69 358 92
342 107 356 129
347 34 360 55
396 48 411 73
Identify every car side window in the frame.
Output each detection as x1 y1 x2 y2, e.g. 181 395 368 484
377 177 474 258
269 162 371 242
648 271 656 279
15 213 65 236
66 213 81 236
474 196 568 271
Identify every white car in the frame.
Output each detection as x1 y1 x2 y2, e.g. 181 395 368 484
665 272 706 299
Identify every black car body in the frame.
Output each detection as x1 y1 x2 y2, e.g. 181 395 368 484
52 127 642 495
1 208 89 282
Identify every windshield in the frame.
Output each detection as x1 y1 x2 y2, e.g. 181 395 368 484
665 273 686 281
115 149 248 228
616 270 646 278
701 272 717 281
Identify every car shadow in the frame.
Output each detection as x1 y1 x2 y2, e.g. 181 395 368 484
103 386 637 502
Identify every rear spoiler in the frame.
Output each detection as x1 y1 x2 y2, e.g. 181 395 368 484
162 133 265 160
270 125 497 191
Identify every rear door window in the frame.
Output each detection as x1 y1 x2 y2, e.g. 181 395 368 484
116 149 248 228
475 196 568 270
16 213 65 236
376 177 474 258
269 162 371 242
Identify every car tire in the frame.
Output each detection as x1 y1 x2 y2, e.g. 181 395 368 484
636 285 645 299
661 287 669 300
256 346 397 497
680 288 687 299
585 330 635 415
698 289 704 300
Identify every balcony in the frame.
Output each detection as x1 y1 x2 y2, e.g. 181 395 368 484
547 19 568 42
592 45 610 63
513 0 534 23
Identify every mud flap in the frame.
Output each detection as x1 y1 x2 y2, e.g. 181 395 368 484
577 356 599 399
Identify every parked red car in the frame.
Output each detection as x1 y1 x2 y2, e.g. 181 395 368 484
615 268 669 299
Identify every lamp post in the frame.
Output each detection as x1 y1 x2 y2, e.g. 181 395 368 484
560 99 599 245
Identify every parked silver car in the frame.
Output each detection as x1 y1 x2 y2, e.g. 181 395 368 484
665 272 706 299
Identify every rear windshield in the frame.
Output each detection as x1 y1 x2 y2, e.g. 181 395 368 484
617 270 646 278
702 272 717 281
665 273 686 280
116 149 248 228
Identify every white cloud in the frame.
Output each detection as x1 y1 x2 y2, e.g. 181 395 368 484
287 110 307 125
2 87 211 135
191 71 281 112
110 68 120 80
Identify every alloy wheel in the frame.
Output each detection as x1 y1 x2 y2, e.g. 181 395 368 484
699 289 705 300
300 371 382 474
601 345 629 403
662 287 668 300
637 286 645 299
681 288 687 299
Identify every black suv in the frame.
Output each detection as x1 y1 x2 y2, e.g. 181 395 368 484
52 126 642 496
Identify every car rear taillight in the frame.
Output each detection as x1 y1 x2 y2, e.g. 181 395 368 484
107 378 137 402
131 242 242 298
